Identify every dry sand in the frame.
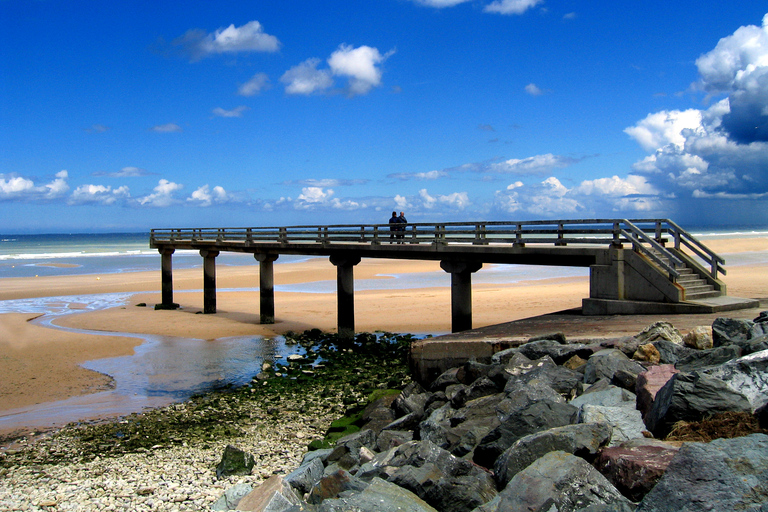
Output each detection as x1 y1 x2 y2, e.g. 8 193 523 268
0 237 766 427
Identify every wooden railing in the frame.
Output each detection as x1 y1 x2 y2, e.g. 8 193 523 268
150 219 725 280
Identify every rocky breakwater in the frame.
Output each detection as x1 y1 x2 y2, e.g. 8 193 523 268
219 313 768 511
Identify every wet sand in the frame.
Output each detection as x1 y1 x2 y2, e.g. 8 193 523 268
0 237 766 436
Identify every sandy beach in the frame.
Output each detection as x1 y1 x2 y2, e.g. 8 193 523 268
1 237 766 435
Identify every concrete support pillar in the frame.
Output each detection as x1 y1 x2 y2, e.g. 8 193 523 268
254 253 279 324
159 248 177 309
440 260 483 333
330 254 361 340
200 250 219 314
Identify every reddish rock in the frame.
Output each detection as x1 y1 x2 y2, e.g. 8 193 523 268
635 364 679 420
594 439 680 502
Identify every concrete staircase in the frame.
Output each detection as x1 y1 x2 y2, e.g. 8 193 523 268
647 248 721 300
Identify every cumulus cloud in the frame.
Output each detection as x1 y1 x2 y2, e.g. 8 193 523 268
70 184 130 205
187 185 228 206
284 178 369 187
487 154 577 175
137 179 183 207
623 13 768 208
282 45 392 97
291 187 365 210
173 21 280 61
150 123 182 133
524 83 545 96
388 170 448 180
238 73 270 96
212 106 250 118
281 58 334 95
484 0 544 15
0 171 69 201
419 189 470 209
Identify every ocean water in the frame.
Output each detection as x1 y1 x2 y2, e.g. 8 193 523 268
1 228 766 433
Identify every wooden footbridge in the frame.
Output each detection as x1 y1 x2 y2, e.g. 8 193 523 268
149 219 756 337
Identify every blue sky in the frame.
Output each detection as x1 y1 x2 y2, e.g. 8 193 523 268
1 1 767 233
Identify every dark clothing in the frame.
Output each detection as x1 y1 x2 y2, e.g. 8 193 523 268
396 215 407 241
389 214 401 243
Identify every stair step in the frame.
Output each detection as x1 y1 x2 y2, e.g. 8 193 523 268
686 290 722 300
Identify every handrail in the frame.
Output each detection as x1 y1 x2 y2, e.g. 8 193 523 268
150 218 726 280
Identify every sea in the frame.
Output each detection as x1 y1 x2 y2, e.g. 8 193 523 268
0 228 766 433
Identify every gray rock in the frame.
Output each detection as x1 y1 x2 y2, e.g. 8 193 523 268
429 367 461 391
502 378 565 411
494 422 613 487
393 382 428 419
308 469 369 505
216 444 255 479
578 405 647 446
505 355 583 397
442 393 504 456
473 399 578 469
377 430 414 452
634 321 684 345
637 434 768 512
211 483 253 511
423 473 497 512
674 344 742 371
652 339 695 365
701 348 768 411
644 371 752 438
712 317 754 346
317 477 438 512
570 385 636 409
450 377 502 409
486 451 633 512
490 347 522 365
517 339 593 365
738 333 768 355
285 457 325 496
584 349 647 385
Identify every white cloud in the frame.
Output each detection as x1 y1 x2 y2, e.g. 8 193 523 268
574 175 657 197
524 83 545 96
111 167 150 177
238 73 270 96
292 186 365 210
328 44 392 96
150 123 182 133
212 106 250 118
0 171 69 201
418 188 470 209
70 184 130 205
484 0 544 15
411 0 472 6
188 185 228 207
174 21 280 61
137 179 183 207
286 178 369 187
388 169 448 180
488 153 575 175
281 58 334 95
624 109 703 152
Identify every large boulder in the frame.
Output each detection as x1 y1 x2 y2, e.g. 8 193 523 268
700 348 768 411
636 434 768 512
317 477 438 512
479 451 634 512
593 438 680 502
644 371 752 438
635 365 679 420
635 321 684 346
682 326 713 350
517 339 593 365
236 475 302 512
652 339 695 365
712 317 754 346
583 349 647 385
473 399 578 469
285 456 325 496
674 344 742 371
577 404 647 446
494 422 613 487
505 355 583 397
570 385 636 409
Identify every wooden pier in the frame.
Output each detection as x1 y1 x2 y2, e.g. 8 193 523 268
149 219 756 337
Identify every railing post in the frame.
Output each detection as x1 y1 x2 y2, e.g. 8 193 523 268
555 222 566 246
654 221 664 246
612 222 622 247
279 227 287 244
372 226 380 245
514 223 524 247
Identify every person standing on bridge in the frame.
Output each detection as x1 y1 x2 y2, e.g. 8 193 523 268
397 211 408 243
389 211 400 244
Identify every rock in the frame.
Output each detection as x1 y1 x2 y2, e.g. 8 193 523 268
593 438 680 502
738 333 768 355
529 332 567 344
682 326 713 350
211 483 253 511
450 377 502 409
377 430 414 452
700 348 768 411
635 365 679 420
442 393 504 456
674 344 742 371
236 475 301 512
490 347 521 365
636 434 768 512
564 354 588 370
494 422 613 488
632 343 660 364
712 317 754 346
652 339 695 365
610 369 638 392
429 367 461 392
422 473 497 512
317 477 438 512
484 451 633 512
755 311 768 323
570 385 636 409
583 349 647 385
473 399 578 469
644 371 752 438
215 444 255 479
285 457 325 496
505 355 582 397
393 382 428 419
517 339 592 365
359 393 399 434
327 429 378 470
635 321 684 346
308 469 369 504
578 404 647 446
